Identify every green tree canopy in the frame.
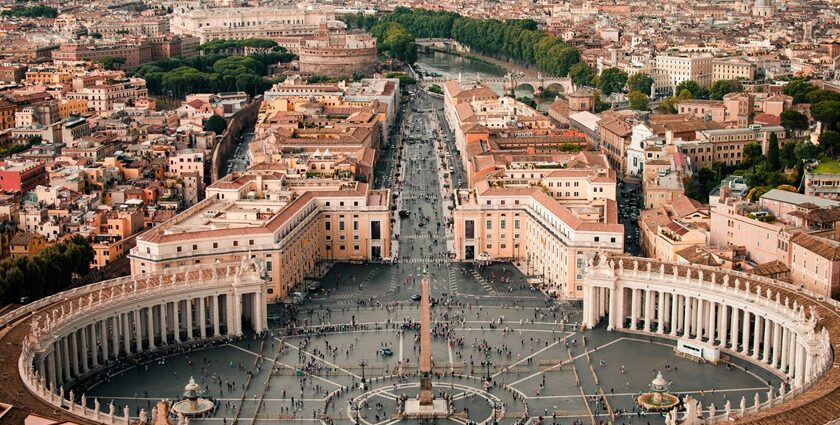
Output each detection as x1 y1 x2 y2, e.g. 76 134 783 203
743 142 763 165
675 80 708 99
812 100 840 132
782 78 816 104
569 62 596 87
95 56 127 70
779 109 809 132
203 114 227 135
627 73 654 95
597 68 628 95
819 130 840 157
371 22 417 63
627 90 649 111
1 5 57 18
709 79 744 100
767 132 780 170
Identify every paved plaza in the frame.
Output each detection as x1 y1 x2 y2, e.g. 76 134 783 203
85 92 781 425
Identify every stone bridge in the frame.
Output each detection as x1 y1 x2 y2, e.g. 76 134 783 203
420 72 575 97
415 38 469 53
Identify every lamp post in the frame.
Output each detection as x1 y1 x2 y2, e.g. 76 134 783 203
359 358 368 388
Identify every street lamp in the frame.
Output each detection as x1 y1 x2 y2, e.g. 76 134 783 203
484 356 493 383
359 358 368 387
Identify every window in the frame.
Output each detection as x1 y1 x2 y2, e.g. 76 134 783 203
249 239 255 246
339 222 345 231
514 220 520 230
353 221 359 231
465 220 475 239
486 220 492 230
192 244 197 250
325 221 331 231
371 221 381 240
177 246 182 252
233 241 239 247
213 242 218 249
594 237 600 242
500 219 506 230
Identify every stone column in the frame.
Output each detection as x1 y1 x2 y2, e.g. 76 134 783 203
159 302 168 346
752 316 762 360
582 285 592 329
669 293 678 336
122 313 130 355
719 304 729 348
48 348 57 386
213 295 221 337
608 288 618 330
616 287 626 329
173 300 181 343
741 311 751 356
233 294 243 335
772 321 782 368
100 320 109 361
147 307 156 350
630 288 638 330
111 316 120 357
780 327 790 373
804 348 814 384
61 336 71 382
762 318 772 363
656 291 665 334
694 299 704 342
683 295 692 337
134 309 142 353
731 308 740 351
707 301 716 343
90 322 99 368
795 343 806 387
643 290 652 332
199 296 207 338
186 298 194 340
80 325 89 372
787 333 798 379
69 331 79 377
677 295 685 333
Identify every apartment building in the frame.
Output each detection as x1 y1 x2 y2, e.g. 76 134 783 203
656 52 714 90
64 78 149 112
170 6 336 43
452 181 623 299
712 59 756 81
676 124 787 168
129 172 391 301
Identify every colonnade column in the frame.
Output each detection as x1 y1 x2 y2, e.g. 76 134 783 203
762 317 772 363
677 295 684 334
147 307 156 350
123 313 132 355
186 298 194 340
772 322 782 368
616 287 625 329
608 288 618 330
69 330 79 377
232 294 242 336
173 300 181 343
741 310 751 356
692 299 700 341
669 293 678 336
160 302 168 345
213 295 221 337
80 325 89 372
90 322 99 368
643 290 652 332
199 296 207 339
48 348 57 386
731 308 740 351
111 316 120 357
134 309 143 352
629 288 638 330
788 333 798 379
100 320 109 361
795 343 806 387
707 301 716 343
656 291 665 334
60 336 71 382
752 316 762 360
780 327 790 373
683 296 691 337
719 304 728 348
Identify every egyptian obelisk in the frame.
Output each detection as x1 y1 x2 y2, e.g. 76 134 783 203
418 272 433 405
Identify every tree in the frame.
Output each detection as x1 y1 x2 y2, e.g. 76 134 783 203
597 68 628 96
658 89 693 114
675 80 707 99
781 141 797 168
743 142 763 165
627 73 654 95
709 79 744 100
1 5 58 18
811 101 840 132
794 140 821 163
95 56 126 70
767 133 780 170
204 115 227 135
592 90 611 113
780 109 809 133
783 79 816 104
90 32 102 39
569 62 596 87
819 131 840 157
627 90 649 111
428 84 443 95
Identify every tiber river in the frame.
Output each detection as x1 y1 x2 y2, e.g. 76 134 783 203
414 50 553 110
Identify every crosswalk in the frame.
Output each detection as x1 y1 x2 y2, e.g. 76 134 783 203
471 269 498 295
448 267 458 293
401 234 434 240
397 258 450 264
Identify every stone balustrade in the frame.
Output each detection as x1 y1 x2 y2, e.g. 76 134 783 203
583 253 840 425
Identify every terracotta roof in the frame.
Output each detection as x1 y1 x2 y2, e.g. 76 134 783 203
791 232 840 260
675 245 722 266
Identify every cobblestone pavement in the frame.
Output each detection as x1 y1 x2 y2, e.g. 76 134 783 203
85 93 780 424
